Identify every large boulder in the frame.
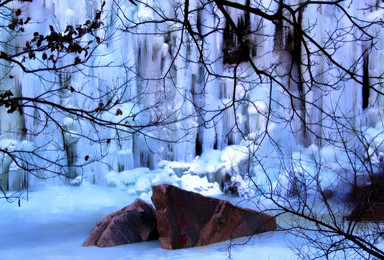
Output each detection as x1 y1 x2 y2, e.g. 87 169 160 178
83 198 158 247
151 184 276 249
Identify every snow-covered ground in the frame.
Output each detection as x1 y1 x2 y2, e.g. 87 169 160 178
1 141 382 260
0 183 297 260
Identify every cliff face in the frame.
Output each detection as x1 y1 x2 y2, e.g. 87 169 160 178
1 0 383 190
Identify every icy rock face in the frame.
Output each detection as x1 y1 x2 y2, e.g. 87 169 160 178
1 0 384 191
151 184 276 249
83 198 158 247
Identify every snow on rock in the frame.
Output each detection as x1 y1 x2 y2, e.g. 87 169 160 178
118 167 151 185
220 145 250 176
105 164 221 198
179 174 221 196
187 150 222 176
157 160 191 177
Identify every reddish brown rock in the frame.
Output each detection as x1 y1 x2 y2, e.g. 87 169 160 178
151 184 276 249
83 198 158 247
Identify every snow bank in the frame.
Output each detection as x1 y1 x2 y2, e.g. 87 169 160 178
0 184 296 259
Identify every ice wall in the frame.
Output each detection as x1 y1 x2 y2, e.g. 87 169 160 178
0 0 382 190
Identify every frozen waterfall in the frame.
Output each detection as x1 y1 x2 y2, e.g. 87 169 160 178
1 0 383 191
